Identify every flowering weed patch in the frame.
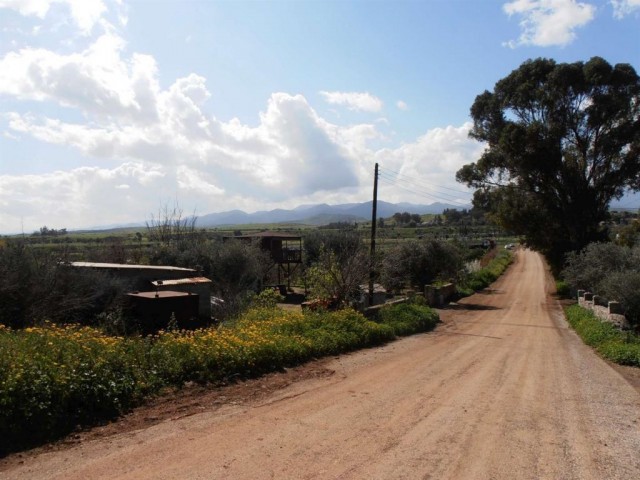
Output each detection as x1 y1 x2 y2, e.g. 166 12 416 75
0 303 438 453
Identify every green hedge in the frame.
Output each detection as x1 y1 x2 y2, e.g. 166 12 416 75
458 249 513 296
564 304 640 367
0 302 438 454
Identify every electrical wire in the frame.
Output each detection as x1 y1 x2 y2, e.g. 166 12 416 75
377 167 472 207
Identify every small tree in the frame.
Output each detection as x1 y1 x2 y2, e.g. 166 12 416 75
381 239 463 292
306 246 369 307
305 230 369 306
303 229 362 266
146 201 198 249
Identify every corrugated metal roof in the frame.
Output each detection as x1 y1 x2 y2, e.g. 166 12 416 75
127 291 195 299
152 277 212 286
70 262 196 272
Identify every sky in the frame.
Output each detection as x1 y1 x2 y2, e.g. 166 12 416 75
0 0 639 233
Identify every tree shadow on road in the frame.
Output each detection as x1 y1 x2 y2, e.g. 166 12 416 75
442 303 502 311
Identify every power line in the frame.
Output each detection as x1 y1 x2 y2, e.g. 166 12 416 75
378 171 469 203
380 167 473 195
378 174 471 207
377 166 473 207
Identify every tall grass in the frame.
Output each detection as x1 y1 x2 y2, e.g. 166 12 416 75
0 302 438 454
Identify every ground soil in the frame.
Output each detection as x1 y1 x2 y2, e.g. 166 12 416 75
3 249 640 479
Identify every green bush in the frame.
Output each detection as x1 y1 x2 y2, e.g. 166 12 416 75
377 302 439 337
458 250 513 295
555 280 571 298
381 239 463 292
564 304 640 367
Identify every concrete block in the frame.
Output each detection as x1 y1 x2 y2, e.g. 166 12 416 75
609 301 624 315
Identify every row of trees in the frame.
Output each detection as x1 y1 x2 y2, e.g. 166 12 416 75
31 226 68 237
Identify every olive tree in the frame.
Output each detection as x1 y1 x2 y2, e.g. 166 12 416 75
381 239 463 292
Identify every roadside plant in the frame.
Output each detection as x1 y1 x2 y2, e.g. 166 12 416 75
306 246 369 306
381 239 463 292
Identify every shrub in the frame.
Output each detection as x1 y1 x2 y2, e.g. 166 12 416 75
381 239 463 292
306 245 369 307
555 280 571 298
0 240 130 328
562 243 640 328
597 271 640 328
377 302 439 337
250 288 285 309
562 243 639 292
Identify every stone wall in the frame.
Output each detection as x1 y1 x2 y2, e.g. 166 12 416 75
576 290 629 330
424 283 456 307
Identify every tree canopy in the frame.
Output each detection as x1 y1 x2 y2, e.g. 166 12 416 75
456 57 640 271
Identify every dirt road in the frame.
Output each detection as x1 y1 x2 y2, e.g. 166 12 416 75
4 249 640 479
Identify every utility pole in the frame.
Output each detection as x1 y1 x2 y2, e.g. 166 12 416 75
369 163 378 306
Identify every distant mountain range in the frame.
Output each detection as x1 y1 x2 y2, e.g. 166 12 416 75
196 200 467 227
77 200 469 232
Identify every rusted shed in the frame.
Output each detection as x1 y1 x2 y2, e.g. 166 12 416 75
151 277 212 320
126 290 201 333
69 262 197 290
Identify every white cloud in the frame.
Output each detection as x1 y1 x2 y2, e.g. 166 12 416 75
176 166 225 196
373 123 482 206
503 0 596 48
0 32 367 230
0 32 159 121
611 0 640 18
319 91 383 112
396 100 408 111
0 0 56 18
0 16 485 232
0 162 167 230
0 0 107 35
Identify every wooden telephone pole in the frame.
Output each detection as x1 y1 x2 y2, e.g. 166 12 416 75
368 163 378 306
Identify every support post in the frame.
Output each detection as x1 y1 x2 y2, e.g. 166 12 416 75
369 163 378 306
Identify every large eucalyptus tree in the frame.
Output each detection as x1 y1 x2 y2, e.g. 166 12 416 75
457 57 640 271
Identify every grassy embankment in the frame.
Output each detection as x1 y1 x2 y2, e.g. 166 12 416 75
457 248 514 297
0 302 437 454
564 304 640 367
